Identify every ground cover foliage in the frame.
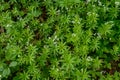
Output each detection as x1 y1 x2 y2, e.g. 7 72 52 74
0 0 120 80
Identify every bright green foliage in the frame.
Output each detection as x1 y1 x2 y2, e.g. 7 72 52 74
0 0 120 80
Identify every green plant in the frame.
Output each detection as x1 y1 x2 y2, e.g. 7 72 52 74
0 0 120 80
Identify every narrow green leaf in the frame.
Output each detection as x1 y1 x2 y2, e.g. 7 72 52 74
9 61 17 67
2 68 10 77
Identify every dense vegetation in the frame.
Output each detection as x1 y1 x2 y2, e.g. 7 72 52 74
0 0 120 80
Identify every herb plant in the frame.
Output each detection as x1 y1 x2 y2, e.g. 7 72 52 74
0 0 120 80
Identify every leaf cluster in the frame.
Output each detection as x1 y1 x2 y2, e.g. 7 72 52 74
0 0 120 80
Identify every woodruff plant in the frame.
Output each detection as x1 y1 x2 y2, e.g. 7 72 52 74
0 0 120 80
